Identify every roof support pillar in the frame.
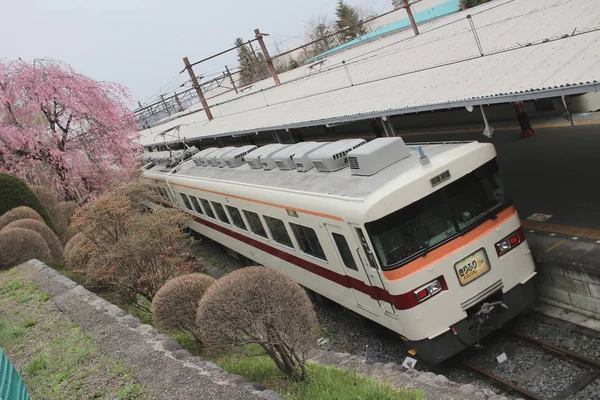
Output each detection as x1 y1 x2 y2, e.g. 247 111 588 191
380 117 396 137
272 131 282 143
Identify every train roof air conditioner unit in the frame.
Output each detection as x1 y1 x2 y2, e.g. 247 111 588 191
223 145 257 168
192 147 219 166
245 144 288 170
347 137 411 176
207 147 236 167
273 142 326 170
308 139 366 172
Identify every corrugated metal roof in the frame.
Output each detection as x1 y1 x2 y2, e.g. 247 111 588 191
140 0 600 146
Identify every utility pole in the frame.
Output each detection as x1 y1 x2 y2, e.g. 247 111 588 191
402 0 420 36
174 91 183 112
183 56 214 121
254 28 281 86
183 57 213 121
460 0 467 11
225 65 238 94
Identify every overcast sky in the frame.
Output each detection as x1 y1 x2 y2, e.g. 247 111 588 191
1 0 390 107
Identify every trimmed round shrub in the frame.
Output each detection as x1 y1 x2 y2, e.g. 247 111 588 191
197 266 318 381
0 227 52 269
0 173 55 231
0 206 45 230
64 232 85 260
52 201 79 243
151 274 215 338
64 235 90 272
4 219 63 261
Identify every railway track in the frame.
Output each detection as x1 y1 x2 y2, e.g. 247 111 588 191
461 330 600 400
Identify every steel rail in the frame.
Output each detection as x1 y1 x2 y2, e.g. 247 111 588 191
510 330 600 372
461 360 544 400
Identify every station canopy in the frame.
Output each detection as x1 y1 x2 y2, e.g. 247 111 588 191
139 0 600 147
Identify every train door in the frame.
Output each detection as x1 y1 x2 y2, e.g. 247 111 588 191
324 224 382 316
352 225 397 316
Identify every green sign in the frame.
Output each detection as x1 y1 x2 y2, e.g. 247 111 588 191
0 347 30 400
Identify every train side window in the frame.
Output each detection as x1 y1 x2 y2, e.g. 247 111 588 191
290 223 326 261
199 198 215 219
211 202 230 224
332 233 357 270
264 216 294 248
180 193 193 211
190 196 203 214
243 210 268 238
226 206 247 231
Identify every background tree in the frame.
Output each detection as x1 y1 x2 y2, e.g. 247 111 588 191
0 59 141 202
70 184 198 308
305 14 337 56
335 0 367 42
234 38 270 87
465 0 490 8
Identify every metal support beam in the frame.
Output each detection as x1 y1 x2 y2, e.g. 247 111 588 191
254 28 281 86
225 65 238 94
183 56 214 121
174 92 183 112
403 0 420 36
160 94 171 116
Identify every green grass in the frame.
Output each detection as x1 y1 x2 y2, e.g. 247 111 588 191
215 346 423 400
0 269 155 399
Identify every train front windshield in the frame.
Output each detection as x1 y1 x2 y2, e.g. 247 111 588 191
366 160 510 270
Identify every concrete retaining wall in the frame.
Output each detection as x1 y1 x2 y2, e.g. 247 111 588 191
528 235 600 319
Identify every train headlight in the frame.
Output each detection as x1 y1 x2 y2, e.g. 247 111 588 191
414 279 442 303
495 227 525 257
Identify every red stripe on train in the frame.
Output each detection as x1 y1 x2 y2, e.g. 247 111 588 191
189 214 446 311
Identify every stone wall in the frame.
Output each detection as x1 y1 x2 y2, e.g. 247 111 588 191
528 236 600 319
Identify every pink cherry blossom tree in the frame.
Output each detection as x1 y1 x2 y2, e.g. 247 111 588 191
0 59 141 201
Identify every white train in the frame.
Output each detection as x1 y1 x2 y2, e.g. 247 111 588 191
141 137 537 363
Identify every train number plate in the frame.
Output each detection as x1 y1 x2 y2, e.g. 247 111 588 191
454 248 490 286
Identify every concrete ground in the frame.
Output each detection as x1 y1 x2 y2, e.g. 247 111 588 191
401 112 600 230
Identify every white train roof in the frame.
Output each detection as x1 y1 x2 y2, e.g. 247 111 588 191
145 140 480 199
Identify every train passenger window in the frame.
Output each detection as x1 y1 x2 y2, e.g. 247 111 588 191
190 196 203 214
264 216 294 248
290 223 326 261
211 202 230 224
332 233 357 270
226 206 247 230
243 210 268 238
199 198 215 219
180 193 193 211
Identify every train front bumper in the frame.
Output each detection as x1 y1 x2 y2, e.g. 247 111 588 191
408 275 536 364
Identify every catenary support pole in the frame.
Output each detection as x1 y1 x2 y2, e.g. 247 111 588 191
254 28 281 86
183 56 214 121
403 0 420 36
174 92 183 112
225 65 238 94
